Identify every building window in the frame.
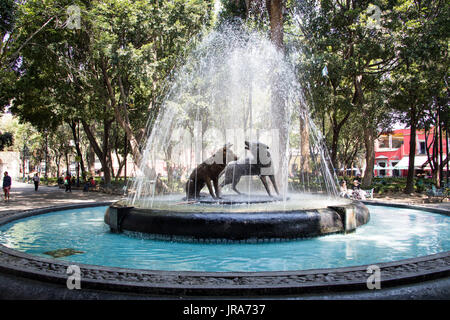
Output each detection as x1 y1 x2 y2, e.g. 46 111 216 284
392 161 399 177
418 141 426 154
392 138 402 149
378 161 386 176
378 136 390 149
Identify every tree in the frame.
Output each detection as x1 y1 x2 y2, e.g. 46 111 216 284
47 124 73 178
420 100 448 188
0 0 65 110
291 0 400 187
388 0 449 192
0 131 13 150
90 0 214 167
0 112 45 177
220 0 290 189
8 1 112 183
9 0 215 185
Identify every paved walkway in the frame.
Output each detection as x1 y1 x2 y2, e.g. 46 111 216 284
0 182 123 218
370 193 450 211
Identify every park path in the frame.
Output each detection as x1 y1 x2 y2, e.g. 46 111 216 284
371 193 450 211
0 181 122 219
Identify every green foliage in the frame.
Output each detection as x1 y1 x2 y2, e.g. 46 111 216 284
288 0 398 174
286 0 449 187
5 0 213 184
0 0 18 110
2 0 448 187
90 0 214 135
218 0 248 22
385 0 449 190
0 0 16 34
0 131 13 150
0 113 42 153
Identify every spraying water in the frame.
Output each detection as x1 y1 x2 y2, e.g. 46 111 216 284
126 22 339 210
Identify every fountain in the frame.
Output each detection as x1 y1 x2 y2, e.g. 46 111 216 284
103 24 370 241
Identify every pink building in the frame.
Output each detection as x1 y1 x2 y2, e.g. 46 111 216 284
374 128 448 177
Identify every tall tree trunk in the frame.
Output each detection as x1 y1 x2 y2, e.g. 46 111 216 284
405 107 417 194
362 126 375 188
353 73 372 187
109 150 115 180
100 60 143 167
329 110 352 168
68 120 86 182
446 125 449 185
102 114 113 185
88 143 96 177
65 152 70 175
299 114 310 173
267 0 288 194
55 154 60 178
433 124 439 186
44 131 48 180
267 0 284 51
330 128 339 169
114 150 125 181
81 119 113 186
438 105 443 188
124 132 128 184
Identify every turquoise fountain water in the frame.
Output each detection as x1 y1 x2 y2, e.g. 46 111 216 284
1 205 448 272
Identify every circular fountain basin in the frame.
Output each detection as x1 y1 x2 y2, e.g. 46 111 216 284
104 194 370 240
0 203 449 298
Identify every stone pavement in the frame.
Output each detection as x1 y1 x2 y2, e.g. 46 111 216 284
371 192 450 211
0 181 123 218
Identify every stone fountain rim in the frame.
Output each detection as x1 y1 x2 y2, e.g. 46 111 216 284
105 199 370 240
0 201 449 297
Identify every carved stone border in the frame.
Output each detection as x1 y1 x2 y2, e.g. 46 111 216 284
0 202 449 296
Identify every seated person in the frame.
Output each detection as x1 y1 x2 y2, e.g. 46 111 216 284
89 177 96 188
351 179 366 200
83 177 96 192
339 180 351 198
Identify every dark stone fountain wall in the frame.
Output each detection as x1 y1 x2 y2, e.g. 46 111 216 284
105 201 370 241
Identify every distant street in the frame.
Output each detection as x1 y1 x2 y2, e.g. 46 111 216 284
0 181 122 218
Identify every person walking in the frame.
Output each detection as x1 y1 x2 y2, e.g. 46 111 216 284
3 171 12 202
64 173 72 193
33 173 40 191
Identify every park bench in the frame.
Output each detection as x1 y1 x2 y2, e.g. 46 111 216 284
362 188 374 200
426 185 447 202
87 184 99 192
348 188 374 200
